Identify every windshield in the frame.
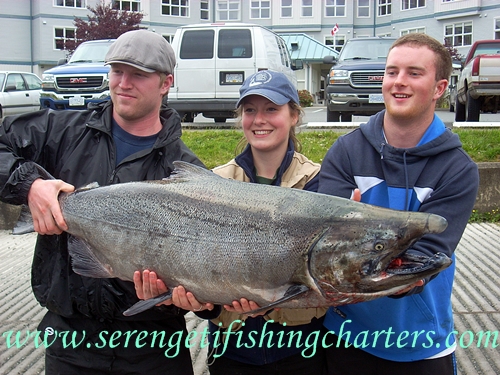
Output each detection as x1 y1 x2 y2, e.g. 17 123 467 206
473 43 500 58
340 39 395 61
69 41 114 63
0 73 5 90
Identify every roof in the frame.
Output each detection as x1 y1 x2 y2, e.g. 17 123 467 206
279 33 339 63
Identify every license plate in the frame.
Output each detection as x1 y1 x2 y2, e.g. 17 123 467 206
369 94 384 104
225 73 243 83
69 96 85 106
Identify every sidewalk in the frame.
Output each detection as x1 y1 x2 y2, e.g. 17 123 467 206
0 224 499 374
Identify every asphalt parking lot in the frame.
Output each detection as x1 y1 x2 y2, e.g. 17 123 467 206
0 223 499 374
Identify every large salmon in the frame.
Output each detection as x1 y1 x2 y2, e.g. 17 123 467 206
20 161 451 315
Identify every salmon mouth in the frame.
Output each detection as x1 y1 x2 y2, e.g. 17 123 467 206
386 252 451 275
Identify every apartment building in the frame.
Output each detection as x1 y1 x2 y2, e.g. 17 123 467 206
1 0 499 98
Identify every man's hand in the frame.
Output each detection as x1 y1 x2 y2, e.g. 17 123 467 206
393 280 424 295
27 178 74 235
224 298 277 317
133 270 214 311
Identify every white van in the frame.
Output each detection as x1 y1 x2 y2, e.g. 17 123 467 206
167 23 302 123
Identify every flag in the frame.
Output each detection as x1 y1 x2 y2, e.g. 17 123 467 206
331 23 339 36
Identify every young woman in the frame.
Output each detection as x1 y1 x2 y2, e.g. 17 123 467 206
135 70 328 374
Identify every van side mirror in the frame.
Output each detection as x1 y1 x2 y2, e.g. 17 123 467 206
323 55 337 65
57 58 67 66
292 59 303 70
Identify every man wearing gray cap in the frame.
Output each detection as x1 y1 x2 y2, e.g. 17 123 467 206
0 29 203 374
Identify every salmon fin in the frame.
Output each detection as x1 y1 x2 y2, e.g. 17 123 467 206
122 291 173 316
12 205 34 235
246 285 310 314
164 161 220 182
68 236 113 278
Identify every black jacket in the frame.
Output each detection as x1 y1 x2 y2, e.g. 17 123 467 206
0 101 204 320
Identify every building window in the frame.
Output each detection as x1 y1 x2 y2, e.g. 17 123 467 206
113 0 140 11
161 0 189 17
401 27 425 35
200 0 210 20
54 0 85 7
281 0 292 17
444 22 472 47
495 17 500 39
325 34 345 53
402 0 425 10
217 0 240 21
163 34 175 44
358 0 370 17
325 0 346 17
302 0 313 17
250 0 270 19
54 27 76 50
378 0 391 16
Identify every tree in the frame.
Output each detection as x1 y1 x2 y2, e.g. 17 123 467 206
443 40 464 66
64 0 144 53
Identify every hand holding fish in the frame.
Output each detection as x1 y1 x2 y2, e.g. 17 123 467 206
134 270 171 304
134 270 214 311
27 178 74 235
392 279 424 296
224 298 277 317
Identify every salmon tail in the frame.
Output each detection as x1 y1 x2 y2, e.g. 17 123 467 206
123 291 173 316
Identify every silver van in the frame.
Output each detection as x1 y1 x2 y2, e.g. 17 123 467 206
167 23 302 123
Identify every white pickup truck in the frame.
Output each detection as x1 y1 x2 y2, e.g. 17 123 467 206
455 39 500 122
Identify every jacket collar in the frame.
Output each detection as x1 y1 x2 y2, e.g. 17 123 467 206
234 139 296 185
86 101 182 149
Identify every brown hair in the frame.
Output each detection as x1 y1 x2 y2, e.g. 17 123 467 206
389 33 452 82
234 101 303 155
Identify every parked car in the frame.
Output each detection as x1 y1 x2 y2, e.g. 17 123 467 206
0 71 42 119
448 84 457 112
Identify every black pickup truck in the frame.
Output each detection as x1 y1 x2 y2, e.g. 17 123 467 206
323 37 396 122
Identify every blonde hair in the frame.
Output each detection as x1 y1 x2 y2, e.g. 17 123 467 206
234 101 304 155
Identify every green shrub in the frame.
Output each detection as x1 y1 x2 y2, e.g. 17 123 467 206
298 90 314 107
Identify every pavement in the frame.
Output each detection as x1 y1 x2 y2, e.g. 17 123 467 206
0 224 499 374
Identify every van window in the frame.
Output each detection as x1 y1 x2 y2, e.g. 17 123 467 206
276 36 291 68
218 29 252 58
180 30 215 59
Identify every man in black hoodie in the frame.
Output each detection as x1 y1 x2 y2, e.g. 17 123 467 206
0 30 203 374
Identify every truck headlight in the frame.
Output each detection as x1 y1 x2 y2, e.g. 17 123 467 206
42 73 55 89
329 69 349 84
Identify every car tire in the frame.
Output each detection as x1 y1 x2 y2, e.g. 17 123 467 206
466 91 480 122
455 96 465 122
326 109 340 122
341 113 353 122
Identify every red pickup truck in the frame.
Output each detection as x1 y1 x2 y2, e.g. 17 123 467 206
455 40 500 122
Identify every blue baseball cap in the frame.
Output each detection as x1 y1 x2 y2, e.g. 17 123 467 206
236 70 299 107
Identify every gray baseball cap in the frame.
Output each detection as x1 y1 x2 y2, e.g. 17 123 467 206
105 29 176 74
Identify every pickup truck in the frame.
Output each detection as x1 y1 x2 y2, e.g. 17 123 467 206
322 37 396 122
455 39 500 122
39 39 114 110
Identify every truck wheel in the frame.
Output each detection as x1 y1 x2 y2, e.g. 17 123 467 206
341 113 353 122
466 91 480 122
178 112 195 123
326 110 340 122
455 96 465 121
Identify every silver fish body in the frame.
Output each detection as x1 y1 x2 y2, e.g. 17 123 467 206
60 161 450 314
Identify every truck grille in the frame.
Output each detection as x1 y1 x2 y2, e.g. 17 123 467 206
350 71 385 88
56 76 104 89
